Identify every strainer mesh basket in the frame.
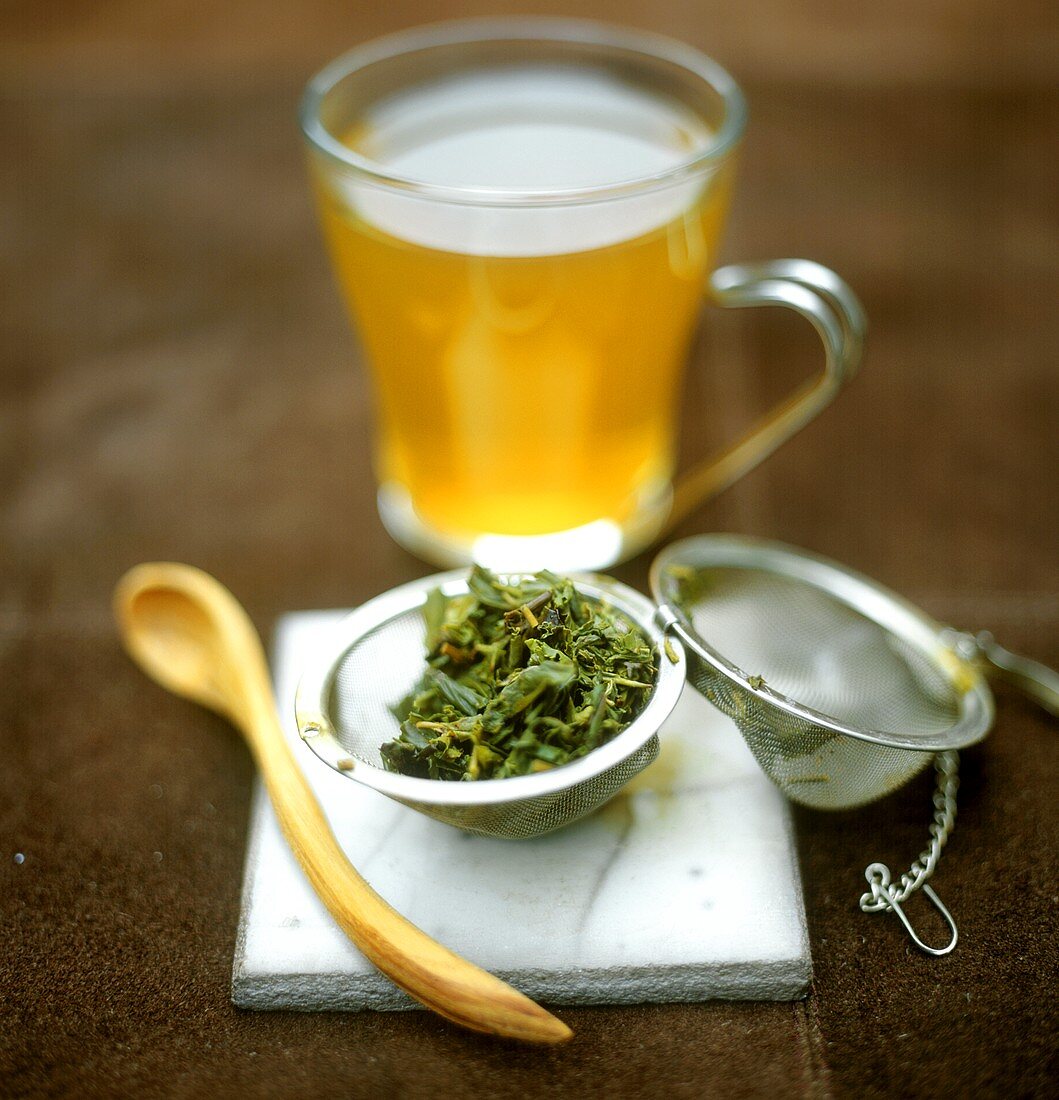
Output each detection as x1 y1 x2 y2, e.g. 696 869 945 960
296 572 684 839
675 568 959 809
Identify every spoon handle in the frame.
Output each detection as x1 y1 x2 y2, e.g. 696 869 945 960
244 696 570 1041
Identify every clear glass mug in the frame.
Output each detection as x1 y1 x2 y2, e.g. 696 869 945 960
301 19 865 571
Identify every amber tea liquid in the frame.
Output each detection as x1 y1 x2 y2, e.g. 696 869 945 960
313 66 732 565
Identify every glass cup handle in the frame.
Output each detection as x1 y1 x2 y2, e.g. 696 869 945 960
665 259 866 532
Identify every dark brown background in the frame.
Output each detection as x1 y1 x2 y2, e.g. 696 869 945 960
2 2 1057 1097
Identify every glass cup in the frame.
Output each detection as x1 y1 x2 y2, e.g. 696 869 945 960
301 19 864 571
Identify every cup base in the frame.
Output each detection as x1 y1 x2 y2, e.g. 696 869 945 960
377 481 672 572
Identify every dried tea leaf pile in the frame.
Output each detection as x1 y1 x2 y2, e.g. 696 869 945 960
380 566 658 781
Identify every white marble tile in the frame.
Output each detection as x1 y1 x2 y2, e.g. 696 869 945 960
232 610 811 1010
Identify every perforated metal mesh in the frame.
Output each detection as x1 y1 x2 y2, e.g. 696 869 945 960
676 567 960 809
389 739 660 839
329 603 434 768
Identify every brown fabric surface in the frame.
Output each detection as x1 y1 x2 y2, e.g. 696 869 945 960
2 3 1057 1097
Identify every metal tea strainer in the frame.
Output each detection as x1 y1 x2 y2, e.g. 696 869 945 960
296 572 688 841
296 535 1058 952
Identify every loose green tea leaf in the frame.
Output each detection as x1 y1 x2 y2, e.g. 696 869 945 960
379 566 658 781
664 563 717 610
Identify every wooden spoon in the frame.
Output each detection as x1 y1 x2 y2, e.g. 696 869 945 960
114 562 572 1044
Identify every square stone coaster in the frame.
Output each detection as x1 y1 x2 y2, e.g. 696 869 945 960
232 611 811 1010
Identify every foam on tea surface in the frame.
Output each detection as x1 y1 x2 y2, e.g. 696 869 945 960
342 66 716 255
358 67 707 189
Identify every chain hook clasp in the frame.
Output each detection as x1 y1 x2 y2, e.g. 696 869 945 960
860 862 959 956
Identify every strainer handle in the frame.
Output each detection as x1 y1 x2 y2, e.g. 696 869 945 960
946 629 1059 717
665 259 865 531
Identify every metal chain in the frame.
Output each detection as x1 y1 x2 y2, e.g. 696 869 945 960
860 750 960 912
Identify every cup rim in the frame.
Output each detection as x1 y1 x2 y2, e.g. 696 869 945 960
299 17 747 208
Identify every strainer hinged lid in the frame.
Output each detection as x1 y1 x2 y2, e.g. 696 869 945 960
649 534 995 759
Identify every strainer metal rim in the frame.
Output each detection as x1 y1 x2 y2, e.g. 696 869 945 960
294 569 687 804
649 534 994 753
